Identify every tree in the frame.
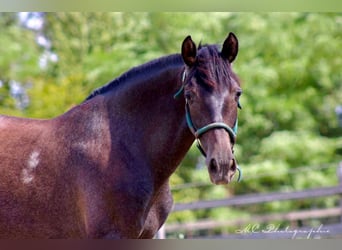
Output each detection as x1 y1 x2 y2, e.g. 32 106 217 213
0 13 42 116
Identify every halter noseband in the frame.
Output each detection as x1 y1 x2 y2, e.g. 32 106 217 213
175 70 242 182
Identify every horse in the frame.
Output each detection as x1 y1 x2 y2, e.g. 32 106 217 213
0 33 242 239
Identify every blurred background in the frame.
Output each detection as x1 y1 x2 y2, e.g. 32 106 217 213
0 12 341 238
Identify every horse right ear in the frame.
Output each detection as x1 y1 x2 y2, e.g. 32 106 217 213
181 36 197 67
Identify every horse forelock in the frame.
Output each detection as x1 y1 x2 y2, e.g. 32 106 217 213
191 45 237 91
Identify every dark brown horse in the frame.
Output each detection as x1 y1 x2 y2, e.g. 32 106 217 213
0 33 242 238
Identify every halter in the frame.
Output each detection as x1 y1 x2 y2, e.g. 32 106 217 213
174 70 242 182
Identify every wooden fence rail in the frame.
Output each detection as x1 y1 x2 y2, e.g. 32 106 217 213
173 186 342 212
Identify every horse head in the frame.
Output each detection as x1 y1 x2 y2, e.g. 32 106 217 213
179 33 242 184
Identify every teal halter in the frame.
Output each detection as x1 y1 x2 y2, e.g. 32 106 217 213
185 99 238 144
175 71 242 182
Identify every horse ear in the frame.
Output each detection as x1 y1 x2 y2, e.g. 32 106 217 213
181 35 197 67
221 32 239 63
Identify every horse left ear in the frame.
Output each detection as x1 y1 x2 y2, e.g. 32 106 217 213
221 32 239 63
181 35 197 67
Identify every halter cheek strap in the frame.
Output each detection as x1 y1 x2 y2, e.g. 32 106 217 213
173 71 187 99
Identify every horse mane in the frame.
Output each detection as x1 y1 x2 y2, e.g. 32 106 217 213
84 53 183 101
84 43 235 102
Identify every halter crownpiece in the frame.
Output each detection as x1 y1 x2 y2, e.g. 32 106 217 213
174 69 242 182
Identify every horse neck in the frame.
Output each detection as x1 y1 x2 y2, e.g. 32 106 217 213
104 59 194 184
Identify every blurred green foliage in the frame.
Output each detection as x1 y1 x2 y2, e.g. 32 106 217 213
0 12 341 236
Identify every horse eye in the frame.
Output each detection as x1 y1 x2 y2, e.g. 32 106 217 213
236 90 242 98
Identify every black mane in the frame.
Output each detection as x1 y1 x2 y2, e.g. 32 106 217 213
84 53 183 101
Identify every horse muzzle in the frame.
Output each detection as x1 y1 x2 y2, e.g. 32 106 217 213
207 155 237 184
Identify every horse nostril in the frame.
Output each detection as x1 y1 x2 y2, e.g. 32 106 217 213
209 158 219 174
